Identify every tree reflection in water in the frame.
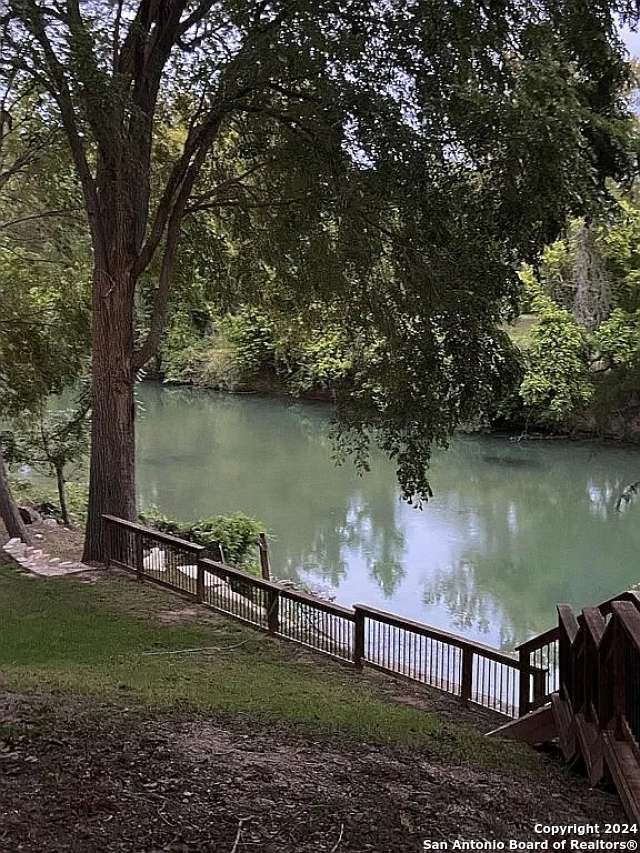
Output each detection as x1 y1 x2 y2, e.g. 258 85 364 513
136 385 640 647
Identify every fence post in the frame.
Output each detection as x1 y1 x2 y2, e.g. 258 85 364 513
461 646 473 705
532 669 547 707
267 587 280 634
518 647 531 716
104 516 111 569
612 615 625 739
353 606 365 669
135 532 144 581
196 558 205 603
258 533 271 580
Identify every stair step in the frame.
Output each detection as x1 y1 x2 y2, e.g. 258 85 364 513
487 702 556 745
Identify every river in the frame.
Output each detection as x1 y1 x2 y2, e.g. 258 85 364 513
134 383 640 650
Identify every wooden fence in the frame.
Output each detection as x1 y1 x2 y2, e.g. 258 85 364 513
516 626 560 714
104 514 546 718
556 590 640 752
515 588 640 715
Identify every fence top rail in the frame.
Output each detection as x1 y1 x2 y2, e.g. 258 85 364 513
200 557 355 620
354 603 529 670
515 625 560 653
581 607 606 647
557 604 580 644
278 585 355 619
515 588 640 653
610 601 640 652
103 514 205 554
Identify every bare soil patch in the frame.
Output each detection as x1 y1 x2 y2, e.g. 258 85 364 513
1 518 85 564
0 691 623 853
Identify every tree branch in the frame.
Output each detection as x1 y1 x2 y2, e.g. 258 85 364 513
0 207 83 231
133 119 221 368
11 1 102 245
133 101 230 275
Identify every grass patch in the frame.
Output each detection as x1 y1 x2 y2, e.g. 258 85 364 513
0 560 536 772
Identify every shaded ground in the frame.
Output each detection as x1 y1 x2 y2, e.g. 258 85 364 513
0 692 622 853
3 518 85 564
0 557 625 851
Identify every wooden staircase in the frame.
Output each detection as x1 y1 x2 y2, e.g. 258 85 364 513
489 592 640 823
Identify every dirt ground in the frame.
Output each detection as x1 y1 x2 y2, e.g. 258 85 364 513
0 690 623 853
5 518 86 564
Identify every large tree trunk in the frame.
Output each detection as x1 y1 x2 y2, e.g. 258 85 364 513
0 448 31 544
82 253 137 563
573 223 612 331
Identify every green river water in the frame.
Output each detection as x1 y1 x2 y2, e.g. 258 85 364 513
134 383 640 650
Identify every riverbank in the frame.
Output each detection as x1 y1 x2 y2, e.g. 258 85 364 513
158 370 640 445
156 304 640 442
0 556 624 849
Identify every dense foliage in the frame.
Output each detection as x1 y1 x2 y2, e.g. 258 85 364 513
0 95 90 541
0 114 90 416
138 508 264 570
160 305 357 396
518 285 594 425
513 193 640 435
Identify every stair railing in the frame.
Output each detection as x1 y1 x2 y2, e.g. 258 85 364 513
581 607 605 728
606 601 640 749
516 626 560 715
516 588 640 717
557 599 640 761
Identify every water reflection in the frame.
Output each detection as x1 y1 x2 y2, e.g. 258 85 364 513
136 384 640 649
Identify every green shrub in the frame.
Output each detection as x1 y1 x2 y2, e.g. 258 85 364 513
161 304 358 394
160 310 210 384
8 477 88 525
191 330 243 389
285 326 355 393
162 308 280 390
588 309 640 432
518 286 593 425
223 308 278 378
593 308 640 369
138 507 265 571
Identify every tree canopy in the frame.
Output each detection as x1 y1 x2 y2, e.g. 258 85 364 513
514 190 640 433
1 0 639 556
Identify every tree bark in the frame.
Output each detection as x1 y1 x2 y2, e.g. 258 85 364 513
0 448 31 544
82 251 137 563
